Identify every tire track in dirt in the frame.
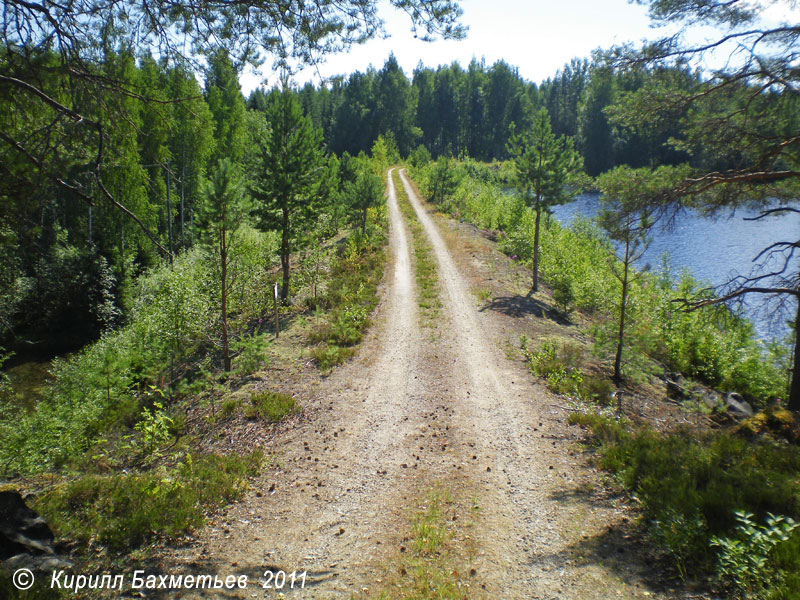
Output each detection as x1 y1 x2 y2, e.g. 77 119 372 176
169 168 677 600
173 169 452 598
398 169 676 600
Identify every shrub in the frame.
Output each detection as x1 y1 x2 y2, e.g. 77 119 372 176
219 397 238 420
523 338 612 402
711 511 799 598
310 344 355 371
571 413 800 591
134 398 174 455
232 332 271 375
551 275 575 315
247 391 297 423
35 452 262 550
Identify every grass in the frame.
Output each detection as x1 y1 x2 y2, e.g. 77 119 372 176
476 286 492 302
570 412 800 597
246 390 297 422
309 226 386 370
521 336 614 404
393 171 442 326
34 451 263 551
370 487 473 600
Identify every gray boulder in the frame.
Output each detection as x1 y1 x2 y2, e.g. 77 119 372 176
0 490 54 560
665 373 688 400
724 392 754 419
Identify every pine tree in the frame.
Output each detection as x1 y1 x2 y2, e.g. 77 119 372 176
507 108 582 292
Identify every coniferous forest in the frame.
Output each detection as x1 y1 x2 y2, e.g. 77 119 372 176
2 1 800 599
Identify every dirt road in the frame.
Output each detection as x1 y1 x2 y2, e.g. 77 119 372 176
171 169 679 599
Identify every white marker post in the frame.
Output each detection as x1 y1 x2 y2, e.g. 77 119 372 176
273 282 280 338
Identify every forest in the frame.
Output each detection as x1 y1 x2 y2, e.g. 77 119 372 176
1 0 800 598
7 49 796 370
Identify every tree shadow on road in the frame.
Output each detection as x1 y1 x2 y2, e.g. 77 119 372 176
479 291 571 326
534 483 689 598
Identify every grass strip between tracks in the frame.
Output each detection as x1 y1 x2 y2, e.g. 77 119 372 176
393 170 441 328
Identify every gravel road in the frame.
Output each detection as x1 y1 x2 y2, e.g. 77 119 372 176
169 169 680 600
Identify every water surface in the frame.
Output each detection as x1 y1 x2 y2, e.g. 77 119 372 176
551 193 800 339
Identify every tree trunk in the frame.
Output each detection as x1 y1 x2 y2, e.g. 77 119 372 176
532 206 541 292
614 241 630 384
361 206 367 236
280 207 290 302
220 230 231 372
789 299 800 411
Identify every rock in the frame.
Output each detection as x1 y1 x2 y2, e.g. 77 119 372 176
725 392 753 419
665 375 687 400
0 491 55 560
691 387 723 411
3 553 72 574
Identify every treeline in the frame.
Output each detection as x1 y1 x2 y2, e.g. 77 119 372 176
267 54 694 171
0 48 387 359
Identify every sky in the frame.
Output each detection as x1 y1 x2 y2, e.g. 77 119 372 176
238 0 800 95
240 0 658 93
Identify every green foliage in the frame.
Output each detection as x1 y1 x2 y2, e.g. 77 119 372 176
507 106 584 290
572 415 800 591
219 397 238 420
35 451 262 550
8 233 119 349
0 348 12 404
711 512 799 598
408 144 432 169
421 160 787 404
309 345 356 371
550 275 574 315
411 490 453 554
0 569 66 600
427 156 460 205
247 391 297 422
310 225 386 370
232 332 271 375
345 161 385 234
250 87 325 301
0 228 280 474
205 50 247 165
134 398 174 455
197 157 251 371
507 107 582 213
651 509 708 581
369 487 467 600
522 337 613 402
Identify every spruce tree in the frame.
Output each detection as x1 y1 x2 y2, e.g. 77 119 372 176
196 158 249 372
251 89 324 302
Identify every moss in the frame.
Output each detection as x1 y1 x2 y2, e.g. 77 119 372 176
737 407 798 442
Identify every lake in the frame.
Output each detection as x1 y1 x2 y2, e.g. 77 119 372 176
550 193 800 340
